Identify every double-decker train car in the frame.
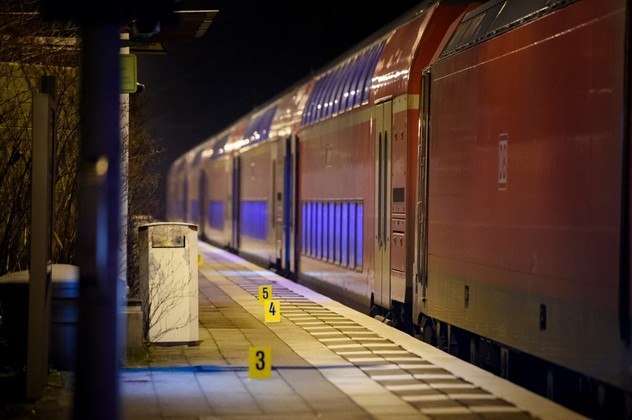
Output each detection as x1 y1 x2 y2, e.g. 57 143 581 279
167 0 631 415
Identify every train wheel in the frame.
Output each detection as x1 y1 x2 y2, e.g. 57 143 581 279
369 304 384 319
391 302 413 335
418 315 437 346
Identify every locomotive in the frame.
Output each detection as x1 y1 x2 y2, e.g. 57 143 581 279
167 0 631 415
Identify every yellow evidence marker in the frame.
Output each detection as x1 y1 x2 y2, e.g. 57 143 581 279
197 253 203 267
249 347 271 379
258 285 272 304
264 299 281 323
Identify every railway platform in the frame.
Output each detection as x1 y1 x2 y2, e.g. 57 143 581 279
121 241 581 419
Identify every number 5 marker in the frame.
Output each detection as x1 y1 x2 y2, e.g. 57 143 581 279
258 285 272 304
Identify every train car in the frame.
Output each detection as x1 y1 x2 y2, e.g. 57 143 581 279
415 0 631 414
180 84 308 271
166 0 631 415
297 0 468 315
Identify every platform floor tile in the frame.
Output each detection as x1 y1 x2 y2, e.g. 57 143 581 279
121 243 583 419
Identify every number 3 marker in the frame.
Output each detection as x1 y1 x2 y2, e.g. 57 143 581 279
249 347 271 379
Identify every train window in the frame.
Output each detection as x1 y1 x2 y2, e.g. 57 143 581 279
459 13 485 47
359 42 384 105
301 202 307 254
325 67 343 119
356 202 364 270
244 106 276 145
346 49 369 111
349 202 356 270
240 200 267 241
440 0 562 60
303 78 322 125
334 202 342 264
332 61 351 115
308 78 324 125
190 200 200 224
316 72 335 122
488 0 549 33
310 201 316 257
300 200 364 271
211 135 229 159
304 202 311 256
316 202 323 259
209 200 224 230
328 202 335 262
349 202 356 269
339 60 355 111
442 18 472 57
301 39 385 125
341 202 349 267
323 203 329 261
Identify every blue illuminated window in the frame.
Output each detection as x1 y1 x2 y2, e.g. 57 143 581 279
301 203 307 254
300 200 364 272
244 106 276 145
341 202 349 266
315 73 333 122
353 43 384 105
240 201 267 241
332 62 351 115
305 202 312 256
191 200 200 224
356 202 364 269
349 202 356 270
322 202 329 260
316 202 323 259
328 203 335 262
301 40 385 126
208 201 224 230
334 203 341 264
311 202 317 257
211 135 229 159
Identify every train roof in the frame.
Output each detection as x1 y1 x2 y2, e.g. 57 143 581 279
172 0 458 167
438 0 578 60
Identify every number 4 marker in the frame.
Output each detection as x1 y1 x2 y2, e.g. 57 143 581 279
264 299 281 323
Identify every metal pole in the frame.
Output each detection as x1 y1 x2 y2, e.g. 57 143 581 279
74 22 122 420
26 84 55 399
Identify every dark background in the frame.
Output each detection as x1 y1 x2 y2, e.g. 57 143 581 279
137 0 422 218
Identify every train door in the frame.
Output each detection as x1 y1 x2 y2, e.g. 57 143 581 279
413 70 431 322
199 170 206 239
374 100 393 309
284 136 297 274
272 136 297 274
272 140 282 265
231 155 241 251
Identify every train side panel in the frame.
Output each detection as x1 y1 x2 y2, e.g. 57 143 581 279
427 0 629 389
299 108 374 306
204 157 232 247
239 141 277 266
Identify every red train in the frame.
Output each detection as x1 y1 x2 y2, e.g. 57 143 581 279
167 0 631 415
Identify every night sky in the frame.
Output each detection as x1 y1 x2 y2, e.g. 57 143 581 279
137 0 422 218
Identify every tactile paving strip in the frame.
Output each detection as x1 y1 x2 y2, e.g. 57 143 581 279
203 249 535 419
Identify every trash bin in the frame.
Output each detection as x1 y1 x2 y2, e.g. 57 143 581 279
0 264 79 371
138 222 198 344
